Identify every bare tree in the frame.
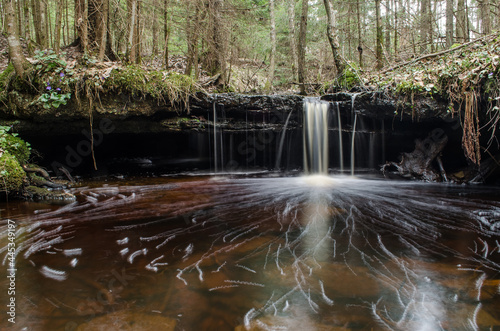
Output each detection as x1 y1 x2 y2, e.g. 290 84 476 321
478 0 491 35
75 0 89 53
5 0 26 76
456 0 467 43
375 0 383 69
127 0 138 63
446 0 454 47
54 0 64 53
204 0 227 84
356 0 363 67
297 0 308 94
267 0 276 90
32 0 46 48
287 0 298 81
164 0 170 68
323 0 345 77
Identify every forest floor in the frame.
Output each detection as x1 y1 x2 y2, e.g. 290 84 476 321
1 32 499 99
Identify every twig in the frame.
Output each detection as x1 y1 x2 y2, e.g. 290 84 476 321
379 33 498 75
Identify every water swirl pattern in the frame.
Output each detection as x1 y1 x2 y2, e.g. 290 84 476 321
1 174 500 330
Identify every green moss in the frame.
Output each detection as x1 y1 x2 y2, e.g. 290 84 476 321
104 66 198 107
0 125 31 165
0 152 26 193
0 63 15 90
2 134 30 164
338 66 361 90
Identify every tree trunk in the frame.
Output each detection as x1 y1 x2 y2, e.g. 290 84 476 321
54 0 63 53
134 0 141 64
75 0 88 53
445 0 453 47
456 0 466 43
185 2 196 76
385 0 391 62
128 0 137 63
31 0 45 47
42 0 49 48
152 0 158 56
98 0 109 61
356 0 362 67
5 0 25 77
323 0 345 77
297 0 308 94
23 0 32 54
479 0 491 35
164 0 170 68
393 0 398 58
375 0 383 69
419 0 429 53
287 0 298 81
204 0 226 84
267 0 276 90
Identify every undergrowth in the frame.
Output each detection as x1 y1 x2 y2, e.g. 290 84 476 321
370 32 500 165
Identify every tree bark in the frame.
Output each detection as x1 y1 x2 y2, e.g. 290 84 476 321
267 0 276 90
152 0 158 56
5 0 25 77
323 0 345 77
375 0 383 69
54 0 64 53
204 0 226 84
393 0 398 58
75 0 88 53
356 0 362 67
164 0 170 68
287 0 298 81
98 0 109 61
456 0 467 43
31 0 46 47
445 0 453 47
419 0 429 53
479 0 491 35
185 0 200 76
127 0 138 63
23 0 32 54
297 0 308 94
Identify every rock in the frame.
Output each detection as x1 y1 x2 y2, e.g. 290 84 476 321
25 185 76 203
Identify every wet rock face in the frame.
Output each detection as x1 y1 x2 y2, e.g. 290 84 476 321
190 93 304 118
322 91 451 121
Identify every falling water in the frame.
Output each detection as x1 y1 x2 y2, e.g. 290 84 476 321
335 102 344 173
303 99 329 174
275 110 294 170
213 101 218 172
350 114 357 176
350 93 360 176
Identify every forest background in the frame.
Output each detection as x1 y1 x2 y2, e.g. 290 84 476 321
2 0 499 94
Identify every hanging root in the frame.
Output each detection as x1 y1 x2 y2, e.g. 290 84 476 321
462 90 481 165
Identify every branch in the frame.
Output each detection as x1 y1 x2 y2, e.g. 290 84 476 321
379 33 498 75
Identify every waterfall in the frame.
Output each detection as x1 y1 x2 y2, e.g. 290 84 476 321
213 101 218 172
275 110 294 170
350 114 357 176
350 93 360 176
303 99 329 174
335 102 344 173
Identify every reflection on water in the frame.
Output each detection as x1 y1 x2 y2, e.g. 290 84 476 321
1 174 500 330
